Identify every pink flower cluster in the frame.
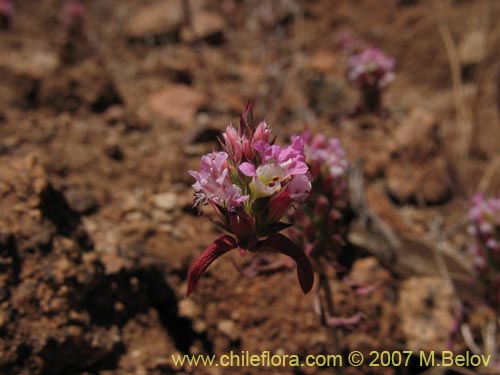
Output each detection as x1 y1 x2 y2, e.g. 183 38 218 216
348 48 395 89
63 0 85 30
290 132 351 259
469 193 500 271
187 104 313 296
299 132 348 182
347 47 395 113
189 122 311 214
0 0 14 29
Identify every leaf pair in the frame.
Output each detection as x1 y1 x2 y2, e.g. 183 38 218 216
186 233 314 296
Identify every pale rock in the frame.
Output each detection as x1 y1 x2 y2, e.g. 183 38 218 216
398 277 454 352
217 319 238 341
181 11 225 43
152 192 177 211
178 299 201 319
459 30 487 67
126 1 183 39
148 84 206 125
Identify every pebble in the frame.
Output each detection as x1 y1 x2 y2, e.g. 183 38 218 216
126 1 183 40
398 277 454 352
217 320 238 341
458 30 486 67
178 299 201 319
181 11 226 43
148 85 207 125
152 192 177 211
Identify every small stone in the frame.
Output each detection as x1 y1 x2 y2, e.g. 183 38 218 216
390 108 439 163
114 301 125 312
366 184 408 232
100 252 129 274
420 157 452 204
124 211 146 222
349 257 391 287
386 163 417 203
386 157 451 205
217 320 238 341
152 192 177 211
148 85 206 125
181 11 226 43
65 188 99 215
458 30 486 67
0 43 58 106
178 299 201 319
305 50 338 74
0 44 58 79
399 277 454 352
193 319 207 333
126 1 183 40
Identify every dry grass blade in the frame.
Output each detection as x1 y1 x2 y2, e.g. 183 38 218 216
438 21 473 159
478 155 500 194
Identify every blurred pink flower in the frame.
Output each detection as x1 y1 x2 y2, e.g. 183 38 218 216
63 0 85 30
348 47 395 89
469 193 500 307
347 47 395 113
470 193 500 261
0 0 14 29
289 131 351 260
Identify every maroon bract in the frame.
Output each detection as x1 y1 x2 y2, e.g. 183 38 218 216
186 104 314 296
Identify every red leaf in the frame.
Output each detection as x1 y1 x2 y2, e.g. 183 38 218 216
258 233 314 294
186 235 237 296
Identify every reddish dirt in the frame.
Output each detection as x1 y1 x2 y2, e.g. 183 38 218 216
1 0 500 374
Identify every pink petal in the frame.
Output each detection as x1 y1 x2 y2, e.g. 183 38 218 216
258 233 314 294
239 162 256 177
253 141 271 158
287 174 311 202
186 235 238 296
